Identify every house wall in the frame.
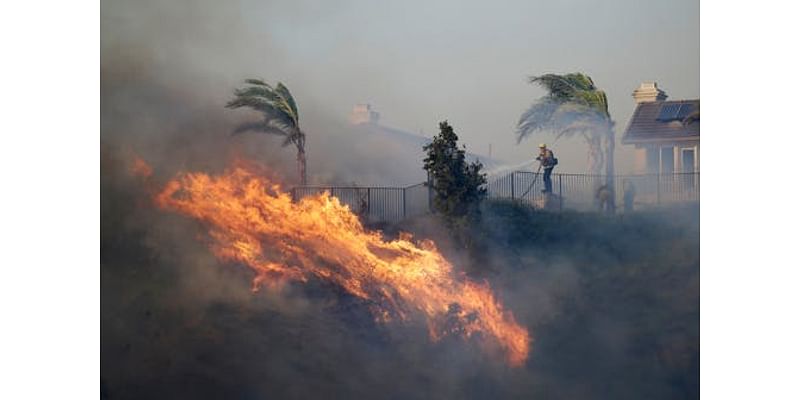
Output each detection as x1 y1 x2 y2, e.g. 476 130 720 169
633 141 699 174
634 147 647 174
632 145 666 174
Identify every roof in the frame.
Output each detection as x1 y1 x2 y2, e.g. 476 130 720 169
351 122 505 169
343 122 505 186
621 100 700 144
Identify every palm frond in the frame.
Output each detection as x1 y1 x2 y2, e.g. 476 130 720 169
232 120 289 137
529 74 577 101
275 82 299 124
226 95 296 129
563 73 596 91
552 103 607 126
231 86 281 102
683 110 700 126
516 100 559 143
573 89 609 117
244 78 270 87
225 95 270 111
280 134 295 147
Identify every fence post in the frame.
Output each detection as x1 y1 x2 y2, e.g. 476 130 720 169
696 172 700 201
291 187 297 203
367 187 371 220
511 172 515 199
402 188 407 219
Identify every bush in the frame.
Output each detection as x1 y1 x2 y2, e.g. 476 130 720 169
422 121 487 246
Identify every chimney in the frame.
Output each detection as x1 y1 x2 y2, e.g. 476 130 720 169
632 82 667 103
349 104 380 125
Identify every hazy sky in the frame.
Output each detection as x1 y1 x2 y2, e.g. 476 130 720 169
103 0 699 174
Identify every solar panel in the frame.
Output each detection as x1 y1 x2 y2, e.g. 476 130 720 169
657 104 681 121
676 103 695 119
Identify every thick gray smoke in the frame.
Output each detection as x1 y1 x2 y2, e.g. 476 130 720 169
101 1 699 399
102 0 433 186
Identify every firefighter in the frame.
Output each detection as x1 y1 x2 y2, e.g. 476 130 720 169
536 143 557 193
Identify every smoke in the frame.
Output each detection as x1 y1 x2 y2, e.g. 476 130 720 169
103 151 699 399
484 159 538 180
101 1 698 399
101 1 518 397
101 0 431 187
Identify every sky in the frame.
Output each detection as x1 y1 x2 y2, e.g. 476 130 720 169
102 0 699 175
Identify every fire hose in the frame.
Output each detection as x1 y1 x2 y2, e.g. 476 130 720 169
519 164 542 198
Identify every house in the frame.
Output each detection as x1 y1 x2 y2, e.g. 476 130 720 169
622 82 700 175
338 104 503 186
349 103 381 125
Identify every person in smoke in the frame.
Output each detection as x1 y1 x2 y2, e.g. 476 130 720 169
596 184 612 212
623 179 636 212
536 143 557 193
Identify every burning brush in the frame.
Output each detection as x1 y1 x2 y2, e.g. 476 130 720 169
146 161 530 366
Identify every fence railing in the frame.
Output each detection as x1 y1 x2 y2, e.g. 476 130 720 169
488 171 699 211
291 172 699 223
291 182 431 224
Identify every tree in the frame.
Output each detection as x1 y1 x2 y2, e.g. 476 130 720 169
226 79 307 185
683 108 700 127
516 73 616 211
423 121 487 224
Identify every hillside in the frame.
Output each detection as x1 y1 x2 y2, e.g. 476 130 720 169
102 152 699 399
390 201 700 398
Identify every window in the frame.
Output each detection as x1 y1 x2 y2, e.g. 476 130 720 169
681 148 695 173
681 148 697 191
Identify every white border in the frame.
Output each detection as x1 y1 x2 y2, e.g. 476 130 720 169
703 0 800 399
0 1 99 399
3 0 800 398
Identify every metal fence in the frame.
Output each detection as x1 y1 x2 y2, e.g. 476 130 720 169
291 183 430 224
291 172 699 223
488 171 699 211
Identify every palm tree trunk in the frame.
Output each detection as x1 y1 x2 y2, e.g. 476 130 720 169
604 126 616 213
585 135 604 175
297 147 307 185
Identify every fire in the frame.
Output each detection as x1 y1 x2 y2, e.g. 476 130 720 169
130 155 153 178
154 166 530 366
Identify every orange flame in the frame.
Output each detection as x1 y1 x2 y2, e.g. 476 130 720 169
130 155 153 178
155 166 530 366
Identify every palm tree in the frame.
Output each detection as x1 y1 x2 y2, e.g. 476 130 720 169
517 73 616 210
683 108 700 127
226 79 307 185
